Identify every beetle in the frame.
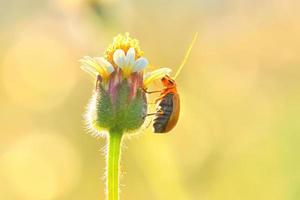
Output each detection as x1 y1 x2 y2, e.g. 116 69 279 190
146 33 198 133
151 75 180 133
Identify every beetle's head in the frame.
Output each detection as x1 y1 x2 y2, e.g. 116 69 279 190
161 75 176 87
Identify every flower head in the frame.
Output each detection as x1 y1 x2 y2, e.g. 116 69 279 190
80 33 171 136
104 32 143 64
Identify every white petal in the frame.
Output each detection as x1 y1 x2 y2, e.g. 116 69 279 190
79 58 98 78
113 49 126 68
79 56 99 77
95 57 114 74
126 47 136 67
95 57 109 66
143 67 172 86
133 57 148 72
80 56 95 66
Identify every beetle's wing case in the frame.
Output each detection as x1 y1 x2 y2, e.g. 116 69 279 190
153 93 178 133
164 93 180 132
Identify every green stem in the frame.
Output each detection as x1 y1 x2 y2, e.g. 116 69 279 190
107 130 123 200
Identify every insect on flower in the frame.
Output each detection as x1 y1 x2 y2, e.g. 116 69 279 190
79 33 175 136
79 32 197 135
79 33 197 200
144 33 198 133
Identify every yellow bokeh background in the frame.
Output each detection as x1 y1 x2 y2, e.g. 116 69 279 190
0 0 299 199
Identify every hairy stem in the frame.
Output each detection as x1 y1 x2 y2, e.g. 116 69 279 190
107 130 123 200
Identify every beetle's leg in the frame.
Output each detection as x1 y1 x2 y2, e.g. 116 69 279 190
146 110 164 117
143 89 161 94
147 90 161 94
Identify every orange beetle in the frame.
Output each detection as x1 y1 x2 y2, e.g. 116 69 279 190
147 33 198 133
152 75 180 133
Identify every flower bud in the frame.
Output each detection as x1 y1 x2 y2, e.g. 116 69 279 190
80 33 171 136
93 71 147 134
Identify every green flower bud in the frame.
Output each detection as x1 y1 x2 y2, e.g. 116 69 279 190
92 72 147 134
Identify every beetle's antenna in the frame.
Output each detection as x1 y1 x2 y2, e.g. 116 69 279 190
174 32 198 79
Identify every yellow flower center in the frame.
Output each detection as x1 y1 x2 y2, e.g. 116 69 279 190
104 33 144 65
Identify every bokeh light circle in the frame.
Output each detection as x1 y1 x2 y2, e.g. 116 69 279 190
0 131 81 200
1 27 78 112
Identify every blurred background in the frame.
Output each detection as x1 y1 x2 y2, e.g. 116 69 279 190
0 0 300 199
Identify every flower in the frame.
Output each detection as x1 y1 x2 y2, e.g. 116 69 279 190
80 32 198 200
80 33 172 135
80 33 171 136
